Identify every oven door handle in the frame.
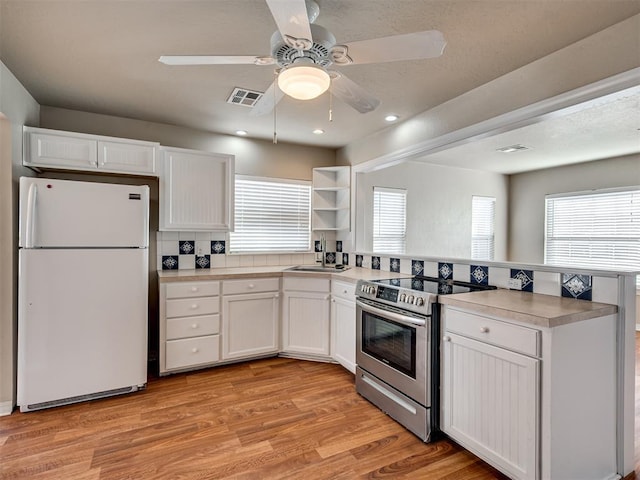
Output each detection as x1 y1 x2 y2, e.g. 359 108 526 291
356 299 426 327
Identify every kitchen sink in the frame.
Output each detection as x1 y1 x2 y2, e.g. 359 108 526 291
286 265 351 273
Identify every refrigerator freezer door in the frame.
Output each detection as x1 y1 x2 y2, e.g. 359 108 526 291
18 248 148 410
19 177 149 248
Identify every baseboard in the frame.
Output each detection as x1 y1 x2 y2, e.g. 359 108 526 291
0 400 14 416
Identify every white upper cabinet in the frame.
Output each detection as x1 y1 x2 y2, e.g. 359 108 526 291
312 166 350 231
159 146 235 232
23 126 158 175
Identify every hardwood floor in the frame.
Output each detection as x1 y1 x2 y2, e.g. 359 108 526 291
2 333 639 479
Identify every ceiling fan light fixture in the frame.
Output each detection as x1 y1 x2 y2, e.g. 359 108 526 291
277 64 330 100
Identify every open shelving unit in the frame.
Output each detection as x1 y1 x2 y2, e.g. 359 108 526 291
312 166 350 232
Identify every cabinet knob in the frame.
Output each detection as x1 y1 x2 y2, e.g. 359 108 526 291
190 304 199 309
248 284 255 289
480 326 490 333
274 293 280 298
191 347 199 353
331 299 336 303
343 289 348 294
191 323 198 329
190 287 198 292
442 335 451 342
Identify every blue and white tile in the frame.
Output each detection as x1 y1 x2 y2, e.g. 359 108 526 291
592 276 618 304
488 267 510 289
211 254 226 268
326 252 337 265
438 262 453 280
336 241 343 253
179 254 195 269
423 261 439 278
225 254 240 268
162 240 179 255
371 256 380 270
161 255 179 270
561 273 592 300
532 271 560 296
470 265 489 285
390 258 401 273
342 253 349 266
179 240 195 255
239 255 254 268
253 255 268 267
355 255 364 268
511 269 534 292
411 260 424 275
195 255 210 269
314 240 322 252
211 240 226 255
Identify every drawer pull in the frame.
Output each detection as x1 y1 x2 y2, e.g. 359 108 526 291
343 289 348 294
443 335 451 342
480 326 490 333
191 347 199 353
331 298 336 303
191 304 199 309
190 287 199 292
191 323 199 329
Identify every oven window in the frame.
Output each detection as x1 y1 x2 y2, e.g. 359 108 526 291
362 310 416 378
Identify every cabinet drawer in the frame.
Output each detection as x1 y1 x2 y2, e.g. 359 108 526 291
166 314 220 340
165 335 219 370
445 308 540 357
222 277 280 295
283 276 330 292
166 281 220 299
331 280 356 300
166 296 219 318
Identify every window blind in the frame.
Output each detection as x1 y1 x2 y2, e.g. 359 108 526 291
471 196 496 261
373 187 407 254
229 176 311 253
545 188 640 284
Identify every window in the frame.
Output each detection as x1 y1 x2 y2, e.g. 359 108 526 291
471 196 496 261
373 187 407 254
545 188 640 284
229 176 311 253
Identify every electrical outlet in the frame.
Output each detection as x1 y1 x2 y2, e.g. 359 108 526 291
507 278 523 290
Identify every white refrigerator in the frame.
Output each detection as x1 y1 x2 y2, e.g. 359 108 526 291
18 177 149 412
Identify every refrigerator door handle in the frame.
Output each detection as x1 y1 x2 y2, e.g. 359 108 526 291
25 182 37 248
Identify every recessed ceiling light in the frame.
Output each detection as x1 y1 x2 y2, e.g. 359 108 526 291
496 144 530 153
385 114 399 122
235 130 248 136
313 129 324 135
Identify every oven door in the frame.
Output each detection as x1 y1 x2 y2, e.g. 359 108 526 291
356 298 430 406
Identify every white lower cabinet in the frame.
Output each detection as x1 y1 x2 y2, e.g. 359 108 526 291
159 280 220 375
221 278 280 361
330 280 356 373
282 276 331 359
442 331 539 480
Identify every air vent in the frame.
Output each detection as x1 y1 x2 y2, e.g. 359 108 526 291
227 87 264 107
496 144 530 153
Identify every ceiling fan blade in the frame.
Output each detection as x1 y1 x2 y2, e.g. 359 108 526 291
250 80 285 116
329 72 380 114
330 30 446 66
265 0 313 49
158 55 275 66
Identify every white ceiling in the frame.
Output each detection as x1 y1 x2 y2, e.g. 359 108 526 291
1 0 639 171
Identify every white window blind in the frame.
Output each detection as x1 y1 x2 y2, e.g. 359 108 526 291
373 187 407 254
471 196 496 261
229 176 311 253
545 188 640 284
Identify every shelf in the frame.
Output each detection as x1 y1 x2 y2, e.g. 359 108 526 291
313 186 349 192
312 166 350 232
313 207 348 212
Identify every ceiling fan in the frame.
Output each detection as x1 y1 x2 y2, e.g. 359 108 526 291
159 0 446 116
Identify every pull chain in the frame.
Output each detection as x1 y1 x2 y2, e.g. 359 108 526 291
329 80 333 122
273 71 278 144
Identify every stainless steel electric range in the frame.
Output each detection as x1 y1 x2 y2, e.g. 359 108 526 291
355 275 495 442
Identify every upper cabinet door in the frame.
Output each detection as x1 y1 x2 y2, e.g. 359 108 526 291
26 129 97 170
97 140 156 175
159 147 235 231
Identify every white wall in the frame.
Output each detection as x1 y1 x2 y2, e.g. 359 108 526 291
508 153 640 264
0 61 40 414
355 161 508 260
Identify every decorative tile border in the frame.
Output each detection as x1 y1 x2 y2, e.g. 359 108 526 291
356 255 363 267
211 240 226 255
371 256 381 270
161 255 178 270
314 240 322 252
179 240 195 255
470 265 489 285
438 262 453 280
411 260 424 275
195 255 210 269
342 253 349 266
561 273 592 300
325 252 336 265
336 241 342 253
390 258 400 273
511 269 534 292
